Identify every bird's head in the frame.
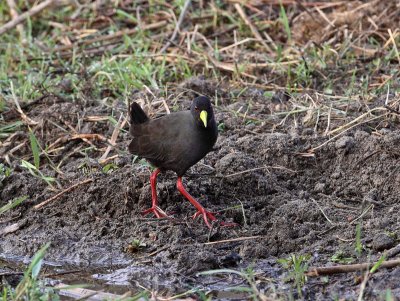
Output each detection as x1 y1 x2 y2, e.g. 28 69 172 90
190 96 214 129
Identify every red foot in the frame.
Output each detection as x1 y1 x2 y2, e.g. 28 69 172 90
192 210 238 228
141 168 168 219
177 177 236 229
193 209 218 228
142 206 168 218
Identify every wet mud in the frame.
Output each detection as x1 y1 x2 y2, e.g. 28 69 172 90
1 78 400 299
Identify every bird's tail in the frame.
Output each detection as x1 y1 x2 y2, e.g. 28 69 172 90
130 102 149 124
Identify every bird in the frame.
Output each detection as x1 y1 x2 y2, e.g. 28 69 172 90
128 96 220 228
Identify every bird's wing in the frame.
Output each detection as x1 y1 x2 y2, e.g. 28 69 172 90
129 112 192 164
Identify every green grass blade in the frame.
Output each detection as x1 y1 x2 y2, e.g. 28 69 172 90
115 9 137 24
28 129 40 169
370 254 386 274
21 159 37 172
15 243 50 299
355 223 362 256
279 1 291 42
0 195 28 215
0 121 23 138
26 243 50 278
386 289 394 301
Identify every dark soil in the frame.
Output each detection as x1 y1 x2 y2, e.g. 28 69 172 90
1 78 400 300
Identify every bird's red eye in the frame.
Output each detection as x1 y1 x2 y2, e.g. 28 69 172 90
195 106 200 111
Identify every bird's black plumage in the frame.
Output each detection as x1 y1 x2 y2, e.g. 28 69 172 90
129 96 218 176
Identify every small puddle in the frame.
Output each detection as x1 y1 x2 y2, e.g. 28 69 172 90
0 253 137 299
1 253 287 300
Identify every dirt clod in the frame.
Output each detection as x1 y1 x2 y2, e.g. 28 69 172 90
372 234 396 252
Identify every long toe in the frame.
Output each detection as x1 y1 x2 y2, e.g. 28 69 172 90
192 210 218 229
193 210 238 228
142 206 168 218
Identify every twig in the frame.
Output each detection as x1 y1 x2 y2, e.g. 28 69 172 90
327 107 387 136
385 83 390 106
205 53 257 79
100 155 118 164
160 98 171 114
55 282 130 301
306 258 400 276
159 0 191 54
384 105 400 115
317 225 337 237
387 244 400 258
314 6 335 27
234 3 272 53
237 198 247 227
0 0 55 35
99 114 126 163
34 178 93 210
335 235 354 242
349 204 374 225
54 21 167 52
225 166 269 178
387 29 400 65
224 165 296 178
6 0 25 40
310 198 335 225
137 246 170 259
358 269 369 301
310 113 387 152
70 133 109 143
205 52 298 77
10 81 38 125
0 222 20 235
0 271 24 276
324 103 333 135
219 37 257 53
203 235 261 245
43 269 83 278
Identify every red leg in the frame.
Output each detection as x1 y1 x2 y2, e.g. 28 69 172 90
142 168 168 218
176 177 217 229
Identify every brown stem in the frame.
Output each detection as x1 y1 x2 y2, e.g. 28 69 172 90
306 259 400 277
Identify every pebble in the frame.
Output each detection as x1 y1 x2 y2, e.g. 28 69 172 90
372 233 395 251
335 136 355 150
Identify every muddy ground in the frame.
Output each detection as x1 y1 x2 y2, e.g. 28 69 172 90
1 78 400 300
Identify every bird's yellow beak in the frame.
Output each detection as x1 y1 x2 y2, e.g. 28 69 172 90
200 110 208 128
